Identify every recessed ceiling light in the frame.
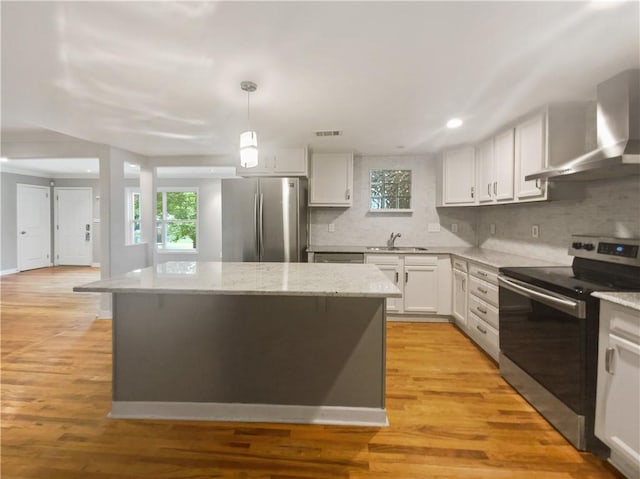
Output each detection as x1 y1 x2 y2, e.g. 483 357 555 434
446 118 463 129
86 169 92 173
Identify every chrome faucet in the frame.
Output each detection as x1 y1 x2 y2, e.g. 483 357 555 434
387 232 401 248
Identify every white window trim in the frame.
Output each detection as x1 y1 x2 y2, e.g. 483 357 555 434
125 187 141 246
156 187 200 253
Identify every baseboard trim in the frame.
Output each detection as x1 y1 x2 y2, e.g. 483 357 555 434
96 309 112 320
0 268 19 276
387 314 452 323
110 401 388 427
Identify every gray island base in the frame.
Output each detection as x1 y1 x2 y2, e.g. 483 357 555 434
75 262 401 426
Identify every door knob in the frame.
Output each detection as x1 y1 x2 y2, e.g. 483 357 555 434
20 231 26 235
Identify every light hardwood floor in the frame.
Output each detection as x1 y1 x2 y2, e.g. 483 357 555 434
1 267 623 479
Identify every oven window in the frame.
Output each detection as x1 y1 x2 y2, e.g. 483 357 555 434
500 288 585 413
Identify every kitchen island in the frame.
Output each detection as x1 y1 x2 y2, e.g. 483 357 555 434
74 261 401 426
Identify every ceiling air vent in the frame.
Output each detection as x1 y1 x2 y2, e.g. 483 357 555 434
314 130 343 137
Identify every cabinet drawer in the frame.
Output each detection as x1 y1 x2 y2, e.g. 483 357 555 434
404 255 437 267
468 312 499 361
468 294 499 329
605 302 640 343
469 263 498 285
452 257 467 272
469 275 498 307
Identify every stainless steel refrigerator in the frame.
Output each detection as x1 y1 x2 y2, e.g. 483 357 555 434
221 177 308 262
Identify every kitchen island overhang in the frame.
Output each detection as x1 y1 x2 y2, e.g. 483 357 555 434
74 261 401 426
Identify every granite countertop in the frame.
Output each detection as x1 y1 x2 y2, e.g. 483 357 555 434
591 292 640 312
74 261 402 298
308 245 564 269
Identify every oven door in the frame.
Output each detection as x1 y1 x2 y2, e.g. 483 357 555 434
498 274 587 414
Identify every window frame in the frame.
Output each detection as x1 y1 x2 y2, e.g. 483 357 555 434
156 187 200 254
125 187 142 245
368 169 413 213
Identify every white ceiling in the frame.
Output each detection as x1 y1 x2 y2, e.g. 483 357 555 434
2 1 639 159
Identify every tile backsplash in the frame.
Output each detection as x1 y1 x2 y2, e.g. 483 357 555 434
310 155 639 265
477 176 640 265
309 155 477 248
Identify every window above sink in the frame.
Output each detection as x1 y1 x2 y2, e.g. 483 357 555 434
369 169 413 213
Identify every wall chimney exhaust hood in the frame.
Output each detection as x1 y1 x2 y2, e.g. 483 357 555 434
526 69 640 182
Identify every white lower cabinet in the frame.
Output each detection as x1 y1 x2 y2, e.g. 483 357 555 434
452 259 468 329
465 261 500 361
367 255 403 313
366 254 451 317
595 300 640 479
403 256 439 313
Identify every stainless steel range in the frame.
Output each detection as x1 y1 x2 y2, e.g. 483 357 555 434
498 235 640 455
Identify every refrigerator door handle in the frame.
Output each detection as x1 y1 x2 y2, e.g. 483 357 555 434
254 193 260 256
259 193 264 258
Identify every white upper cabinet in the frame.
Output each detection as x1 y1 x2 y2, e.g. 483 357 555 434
493 128 515 202
476 139 494 204
515 113 547 200
309 153 353 207
442 146 476 206
477 129 515 204
237 148 308 177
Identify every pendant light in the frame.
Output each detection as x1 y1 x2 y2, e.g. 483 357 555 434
240 81 258 168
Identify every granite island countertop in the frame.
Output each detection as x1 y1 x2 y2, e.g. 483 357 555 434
591 292 640 312
308 245 565 269
74 261 402 298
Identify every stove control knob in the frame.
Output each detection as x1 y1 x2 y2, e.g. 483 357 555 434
583 243 595 251
572 242 583 249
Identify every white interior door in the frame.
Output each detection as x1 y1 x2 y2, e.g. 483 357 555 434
55 187 93 266
17 184 51 271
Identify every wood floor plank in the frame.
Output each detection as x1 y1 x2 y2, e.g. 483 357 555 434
1 266 624 478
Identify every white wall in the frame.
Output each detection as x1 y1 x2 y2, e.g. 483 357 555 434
309 155 477 247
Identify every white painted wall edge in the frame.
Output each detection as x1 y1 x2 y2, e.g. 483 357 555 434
0 268 19 276
110 401 389 427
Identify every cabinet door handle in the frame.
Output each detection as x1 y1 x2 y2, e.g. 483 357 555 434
345 189 351 200
462 278 466 292
470 186 475 199
476 306 487 315
476 324 487 335
395 272 399 283
477 271 487 277
405 272 409 283
605 347 615 374
535 178 541 189
493 181 497 195
487 183 491 196
477 287 488 294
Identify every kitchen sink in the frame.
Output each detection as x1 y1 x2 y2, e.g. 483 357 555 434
366 246 428 252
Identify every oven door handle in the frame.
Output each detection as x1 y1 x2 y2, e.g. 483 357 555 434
498 275 586 319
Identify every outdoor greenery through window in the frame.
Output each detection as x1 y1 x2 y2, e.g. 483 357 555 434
156 189 198 251
125 189 141 245
370 169 412 210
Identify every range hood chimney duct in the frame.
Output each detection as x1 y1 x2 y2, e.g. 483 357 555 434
526 69 640 182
